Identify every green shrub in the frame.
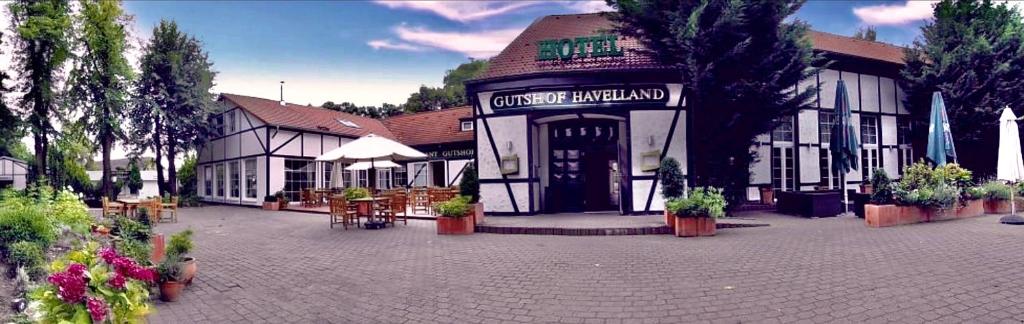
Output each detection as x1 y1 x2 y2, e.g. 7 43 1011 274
982 181 1012 201
0 206 57 250
113 216 151 242
433 196 471 217
459 165 480 203
962 186 986 201
658 158 686 199
116 238 153 266
264 195 278 202
167 229 194 257
8 241 46 279
49 190 92 234
343 187 370 201
665 187 727 218
869 169 894 204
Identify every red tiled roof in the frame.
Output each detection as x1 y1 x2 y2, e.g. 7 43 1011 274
476 13 905 81
220 93 395 139
383 106 473 146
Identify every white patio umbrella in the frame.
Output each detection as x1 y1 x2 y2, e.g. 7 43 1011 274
996 107 1024 225
345 161 400 170
316 134 427 190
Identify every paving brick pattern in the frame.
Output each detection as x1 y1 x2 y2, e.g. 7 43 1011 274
150 206 1024 323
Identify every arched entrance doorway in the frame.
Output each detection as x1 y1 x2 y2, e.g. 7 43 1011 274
536 114 626 214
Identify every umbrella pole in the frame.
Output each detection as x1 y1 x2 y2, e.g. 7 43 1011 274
842 171 849 214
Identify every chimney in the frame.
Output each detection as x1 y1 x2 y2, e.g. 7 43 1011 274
279 81 286 106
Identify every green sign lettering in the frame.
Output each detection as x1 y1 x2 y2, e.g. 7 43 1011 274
536 34 625 61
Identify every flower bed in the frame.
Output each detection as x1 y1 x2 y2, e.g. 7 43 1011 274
865 163 990 228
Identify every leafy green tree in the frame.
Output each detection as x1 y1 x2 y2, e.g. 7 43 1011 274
8 0 73 181
67 0 134 198
609 0 819 206
47 121 94 194
131 20 216 195
0 30 24 159
177 154 197 198
401 59 489 113
126 160 143 195
853 26 877 41
901 0 1024 178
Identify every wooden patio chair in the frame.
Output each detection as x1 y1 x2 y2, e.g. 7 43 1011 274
329 195 360 230
159 196 179 223
300 189 314 207
382 192 408 226
142 198 162 224
101 197 125 218
411 188 430 215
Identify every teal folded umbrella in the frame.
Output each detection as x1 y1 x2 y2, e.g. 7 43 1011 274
926 91 958 165
829 80 859 214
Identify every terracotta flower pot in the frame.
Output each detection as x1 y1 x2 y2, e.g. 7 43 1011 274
759 187 774 205
956 200 984 218
865 204 898 228
150 234 165 264
181 257 197 286
437 215 474 235
262 201 281 211
664 210 675 230
674 216 715 237
159 281 184 302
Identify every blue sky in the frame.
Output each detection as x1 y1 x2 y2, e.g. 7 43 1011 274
113 1 938 108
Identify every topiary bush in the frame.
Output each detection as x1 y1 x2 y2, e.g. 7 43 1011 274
869 169 894 204
459 165 479 203
0 206 57 251
658 158 686 199
8 241 46 279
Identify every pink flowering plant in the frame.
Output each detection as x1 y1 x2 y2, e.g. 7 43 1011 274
28 241 154 323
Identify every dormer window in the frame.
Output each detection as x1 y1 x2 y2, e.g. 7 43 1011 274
460 120 474 131
336 118 360 129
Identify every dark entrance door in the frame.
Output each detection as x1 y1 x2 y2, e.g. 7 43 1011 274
547 119 619 213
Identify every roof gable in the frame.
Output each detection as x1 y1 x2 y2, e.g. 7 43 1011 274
383 106 473 147
220 93 395 139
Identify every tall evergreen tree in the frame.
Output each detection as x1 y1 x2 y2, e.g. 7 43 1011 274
131 20 216 195
853 26 877 41
609 0 819 206
67 0 134 198
901 0 1024 177
8 0 73 181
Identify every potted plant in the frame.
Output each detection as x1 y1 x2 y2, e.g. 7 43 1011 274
157 254 185 302
274 191 289 209
263 195 281 210
657 158 686 229
981 181 1014 214
459 165 485 225
957 186 985 218
864 170 899 227
665 187 726 237
344 187 371 215
167 229 197 285
434 196 474 235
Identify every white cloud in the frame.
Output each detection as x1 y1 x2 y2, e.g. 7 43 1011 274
373 1 541 23
367 39 425 52
213 72 428 107
385 24 522 59
853 1 937 25
560 1 613 13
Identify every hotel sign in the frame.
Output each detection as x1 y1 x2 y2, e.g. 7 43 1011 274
536 34 624 61
490 85 670 110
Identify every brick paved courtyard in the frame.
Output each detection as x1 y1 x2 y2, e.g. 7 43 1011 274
149 206 1024 323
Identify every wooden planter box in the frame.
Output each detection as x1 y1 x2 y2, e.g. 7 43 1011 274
437 215 474 235
262 201 281 210
865 204 898 227
665 210 675 230
674 215 716 237
472 203 485 225
956 199 984 219
983 199 1023 214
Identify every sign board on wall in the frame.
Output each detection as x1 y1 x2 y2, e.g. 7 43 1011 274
416 142 475 160
536 34 625 61
490 85 671 111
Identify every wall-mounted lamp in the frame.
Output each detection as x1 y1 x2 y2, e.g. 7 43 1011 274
647 135 655 147
506 141 514 152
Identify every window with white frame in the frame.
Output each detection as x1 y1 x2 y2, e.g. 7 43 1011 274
377 169 391 189
215 164 225 197
860 115 878 145
357 170 369 188
772 147 795 191
772 117 794 142
393 166 407 188
860 115 880 180
411 162 428 187
341 164 352 188
244 158 257 199
819 149 840 189
819 112 835 144
460 120 474 131
229 161 240 198
284 159 315 201
322 162 333 188
226 110 236 133
897 120 913 173
204 166 212 196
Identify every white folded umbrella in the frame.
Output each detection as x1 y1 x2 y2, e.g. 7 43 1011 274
345 161 400 170
996 107 1024 224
